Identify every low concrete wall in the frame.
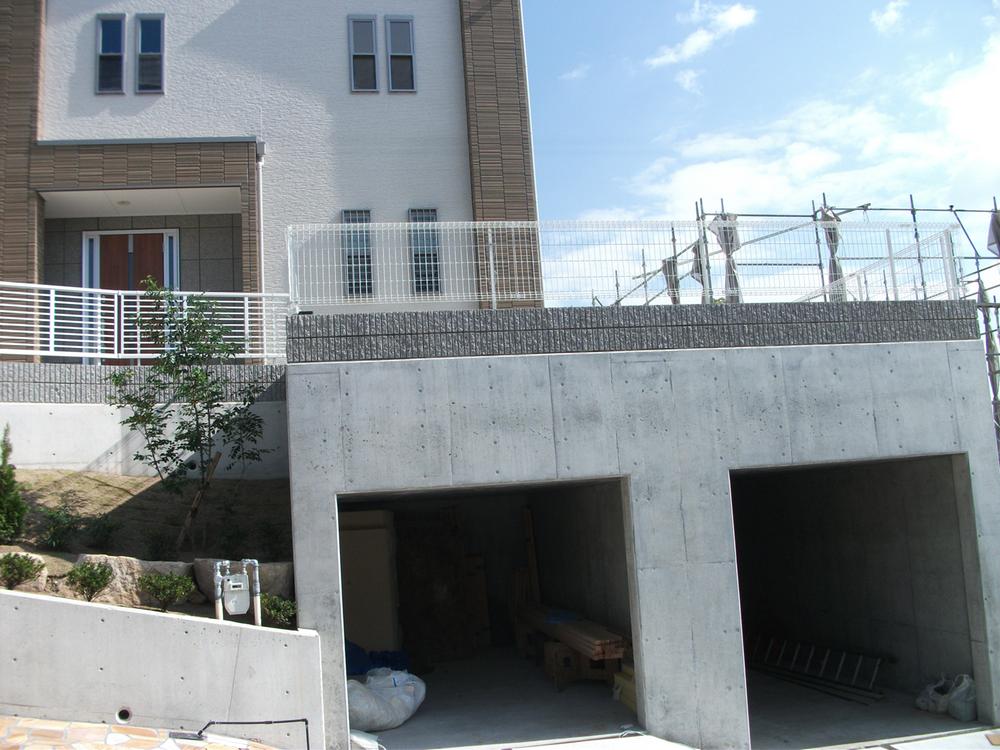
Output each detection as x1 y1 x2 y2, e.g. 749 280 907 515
0 590 325 749
286 339 1000 750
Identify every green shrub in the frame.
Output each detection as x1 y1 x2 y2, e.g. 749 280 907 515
87 514 122 550
39 505 81 550
0 425 28 544
138 572 194 611
66 561 113 601
0 552 44 589
261 592 297 629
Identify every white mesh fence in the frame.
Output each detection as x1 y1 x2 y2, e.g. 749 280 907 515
288 220 967 308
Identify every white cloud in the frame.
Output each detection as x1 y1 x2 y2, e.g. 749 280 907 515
675 69 703 94
645 2 757 68
559 63 591 81
871 0 907 34
619 31 1000 225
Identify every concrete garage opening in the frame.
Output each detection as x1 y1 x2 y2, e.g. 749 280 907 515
731 455 984 749
337 478 639 750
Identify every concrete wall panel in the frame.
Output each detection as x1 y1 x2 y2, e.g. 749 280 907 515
0 591 324 750
287 339 1000 750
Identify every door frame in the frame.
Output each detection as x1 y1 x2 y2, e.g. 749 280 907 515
81 229 181 291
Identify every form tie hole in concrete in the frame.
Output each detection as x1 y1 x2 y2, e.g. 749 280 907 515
116 707 132 724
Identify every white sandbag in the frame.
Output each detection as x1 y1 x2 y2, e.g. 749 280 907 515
947 674 977 722
915 676 952 713
348 668 427 732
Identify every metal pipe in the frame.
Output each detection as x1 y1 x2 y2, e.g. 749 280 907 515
910 195 928 299
213 560 224 621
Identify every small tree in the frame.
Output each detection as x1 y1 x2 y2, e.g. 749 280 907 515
0 425 28 544
0 552 44 589
66 561 113 601
107 279 270 551
138 572 195 611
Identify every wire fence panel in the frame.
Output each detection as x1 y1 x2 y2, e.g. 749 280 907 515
0 281 289 361
288 220 966 309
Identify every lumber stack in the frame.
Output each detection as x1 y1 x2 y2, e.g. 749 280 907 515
613 663 637 713
519 603 626 661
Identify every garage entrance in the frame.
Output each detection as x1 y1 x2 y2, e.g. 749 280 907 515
337 478 639 750
731 455 984 749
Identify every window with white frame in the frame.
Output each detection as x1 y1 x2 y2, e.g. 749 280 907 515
386 17 415 92
96 15 125 93
342 210 373 296
348 16 377 92
408 209 439 294
136 15 164 93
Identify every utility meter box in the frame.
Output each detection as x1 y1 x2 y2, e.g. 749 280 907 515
223 572 251 615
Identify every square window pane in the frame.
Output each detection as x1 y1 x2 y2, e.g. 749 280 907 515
100 18 123 54
353 55 376 90
389 21 412 54
390 56 414 90
351 19 374 54
98 55 123 91
139 18 162 54
138 55 163 91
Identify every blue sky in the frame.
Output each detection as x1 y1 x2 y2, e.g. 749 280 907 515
522 0 1000 235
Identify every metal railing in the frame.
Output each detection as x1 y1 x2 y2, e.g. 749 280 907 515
0 280 290 361
287 220 967 309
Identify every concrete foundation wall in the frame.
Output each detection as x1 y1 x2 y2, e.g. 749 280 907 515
286 340 1000 750
530 481 631 637
733 456 974 692
0 590 325 749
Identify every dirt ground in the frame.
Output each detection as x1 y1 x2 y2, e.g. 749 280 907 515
10 468 293 564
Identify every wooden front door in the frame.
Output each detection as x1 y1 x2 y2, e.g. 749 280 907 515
97 233 166 363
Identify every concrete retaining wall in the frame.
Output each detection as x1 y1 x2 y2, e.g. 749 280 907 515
1 401 288 478
0 363 288 478
286 339 1000 750
0 590 325 749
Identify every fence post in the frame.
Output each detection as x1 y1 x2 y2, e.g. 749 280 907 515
115 291 122 359
487 227 498 310
942 232 959 300
885 230 899 301
48 287 56 354
244 296 251 355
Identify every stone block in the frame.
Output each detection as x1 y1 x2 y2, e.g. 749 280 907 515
75 554 193 608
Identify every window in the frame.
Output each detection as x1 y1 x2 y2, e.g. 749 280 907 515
96 15 125 93
386 17 415 92
349 16 377 92
408 209 439 293
342 210 373 296
136 15 164 93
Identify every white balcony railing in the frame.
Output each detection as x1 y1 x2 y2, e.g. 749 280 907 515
0 281 290 361
288 220 967 309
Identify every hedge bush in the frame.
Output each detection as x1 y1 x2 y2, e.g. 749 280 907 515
66 561 113 601
261 592 297 628
0 552 44 589
139 572 195 611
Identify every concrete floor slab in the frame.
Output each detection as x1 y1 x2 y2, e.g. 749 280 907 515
747 673 984 750
374 649 638 750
